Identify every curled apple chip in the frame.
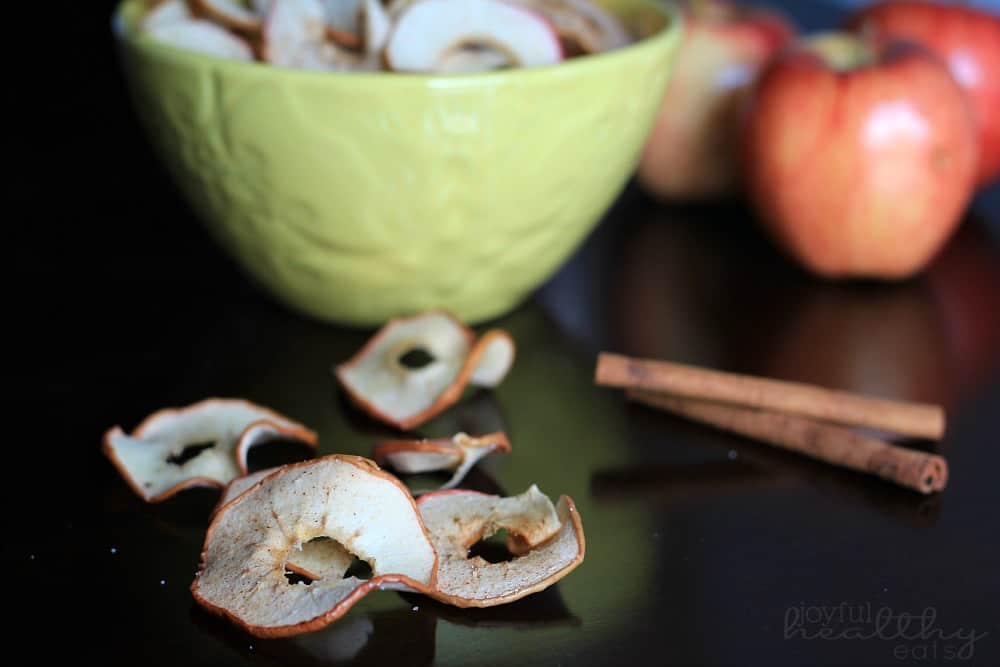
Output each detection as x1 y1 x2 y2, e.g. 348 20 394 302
191 455 438 638
386 0 563 73
145 14 255 60
190 0 262 31
102 399 317 502
513 0 631 54
374 431 512 491
263 0 375 70
335 311 515 430
417 486 585 607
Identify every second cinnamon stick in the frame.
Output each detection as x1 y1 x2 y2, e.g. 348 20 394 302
629 390 948 495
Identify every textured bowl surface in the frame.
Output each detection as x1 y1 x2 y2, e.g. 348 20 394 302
114 0 683 325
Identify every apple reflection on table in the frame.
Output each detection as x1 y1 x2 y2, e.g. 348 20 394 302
609 202 1000 416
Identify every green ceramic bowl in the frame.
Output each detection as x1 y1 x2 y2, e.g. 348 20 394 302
113 0 682 326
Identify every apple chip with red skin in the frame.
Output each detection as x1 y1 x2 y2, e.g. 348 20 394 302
192 455 438 638
102 399 317 502
417 486 585 607
335 311 516 430
374 431 512 492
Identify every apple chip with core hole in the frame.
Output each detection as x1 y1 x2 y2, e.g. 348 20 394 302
190 0 262 31
144 12 255 60
385 0 563 73
263 0 374 70
191 455 438 638
102 399 317 502
512 0 631 54
374 431 512 492
335 311 516 430
417 486 585 607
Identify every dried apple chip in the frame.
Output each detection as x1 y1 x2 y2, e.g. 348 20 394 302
191 455 438 638
144 14 255 60
374 431 512 491
335 311 515 430
102 399 317 502
263 0 376 70
417 486 585 607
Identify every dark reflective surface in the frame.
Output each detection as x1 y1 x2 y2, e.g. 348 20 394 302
17 1 1000 664
45 185 993 666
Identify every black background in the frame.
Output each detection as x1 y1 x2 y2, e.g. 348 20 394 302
11 1 1000 664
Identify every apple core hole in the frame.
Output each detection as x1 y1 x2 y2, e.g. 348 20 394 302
344 556 374 580
467 529 516 564
167 441 215 466
398 348 436 369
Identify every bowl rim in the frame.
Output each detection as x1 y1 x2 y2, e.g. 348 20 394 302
112 0 683 85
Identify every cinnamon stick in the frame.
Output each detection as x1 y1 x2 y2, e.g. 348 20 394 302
596 353 945 440
628 390 948 494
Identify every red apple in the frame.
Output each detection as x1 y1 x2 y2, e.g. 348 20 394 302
636 0 793 201
848 1 1000 186
743 33 977 279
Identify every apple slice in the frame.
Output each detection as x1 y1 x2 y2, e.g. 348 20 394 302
192 455 438 638
190 0 262 31
386 0 563 73
323 0 363 48
511 0 631 54
263 0 373 70
102 399 317 502
145 15 255 60
374 431 512 491
334 311 516 430
416 486 586 607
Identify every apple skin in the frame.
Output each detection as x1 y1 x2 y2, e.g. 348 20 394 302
848 1 1000 186
742 36 977 279
636 0 793 201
